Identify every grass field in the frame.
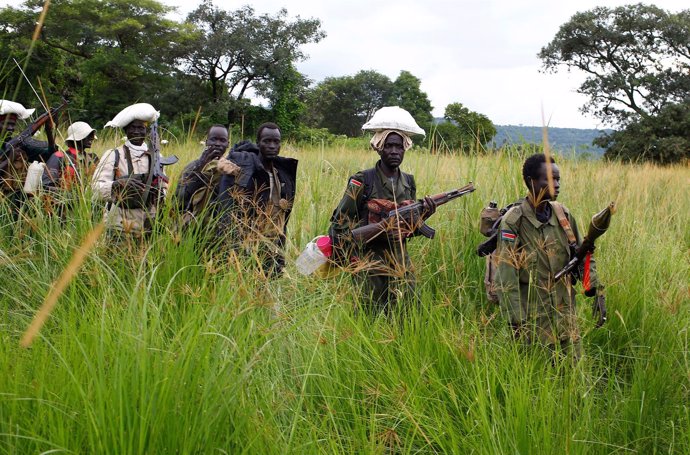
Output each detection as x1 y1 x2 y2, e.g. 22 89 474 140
1 138 689 454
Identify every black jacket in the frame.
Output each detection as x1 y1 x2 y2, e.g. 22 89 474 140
216 151 298 273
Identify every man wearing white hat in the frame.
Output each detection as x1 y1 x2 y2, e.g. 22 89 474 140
42 121 97 191
329 106 436 314
0 100 36 207
92 103 166 237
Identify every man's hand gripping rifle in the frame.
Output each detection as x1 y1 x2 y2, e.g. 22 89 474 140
351 182 475 243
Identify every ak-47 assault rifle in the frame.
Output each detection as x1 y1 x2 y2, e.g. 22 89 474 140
1 99 68 163
112 122 179 209
140 121 178 205
350 183 475 243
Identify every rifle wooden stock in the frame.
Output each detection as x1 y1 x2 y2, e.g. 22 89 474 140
350 182 475 243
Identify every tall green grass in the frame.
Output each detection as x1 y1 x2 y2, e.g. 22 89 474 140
1 139 688 454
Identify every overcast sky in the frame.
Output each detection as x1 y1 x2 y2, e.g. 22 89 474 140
3 0 686 128
164 0 686 129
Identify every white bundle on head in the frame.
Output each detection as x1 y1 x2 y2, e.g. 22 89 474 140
361 106 426 136
105 103 160 128
0 100 35 119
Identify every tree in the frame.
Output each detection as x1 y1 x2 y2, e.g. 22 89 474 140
427 102 496 152
540 4 689 126
266 65 310 137
387 70 433 128
181 1 324 108
540 4 690 164
596 101 690 164
0 0 193 124
305 70 393 136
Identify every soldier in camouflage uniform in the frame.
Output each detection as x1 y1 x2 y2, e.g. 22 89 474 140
329 131 435 314
495 153 599 360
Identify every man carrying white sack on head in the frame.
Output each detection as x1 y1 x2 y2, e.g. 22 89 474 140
92 103 169 238
328 106 437 316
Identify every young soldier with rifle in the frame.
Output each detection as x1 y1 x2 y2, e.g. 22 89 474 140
494 153 611 362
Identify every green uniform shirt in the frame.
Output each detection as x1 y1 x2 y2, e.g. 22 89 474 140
495 198 599 344
329 161 416 260
329 161 417 311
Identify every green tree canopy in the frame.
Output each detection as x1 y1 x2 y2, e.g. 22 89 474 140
387 70 433 129
539 4 689 125
181 1 324 105
427 102 496 152
539 4 689 164
305 70 393 136
596 101 690 164
0 0 191 124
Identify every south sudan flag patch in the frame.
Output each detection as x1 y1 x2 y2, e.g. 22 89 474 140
349 178 362 187
501 230 517 242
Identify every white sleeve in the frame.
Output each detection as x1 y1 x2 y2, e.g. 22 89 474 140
91 149 117 200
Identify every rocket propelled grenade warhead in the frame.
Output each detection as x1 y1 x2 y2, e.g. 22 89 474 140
586 202 616 242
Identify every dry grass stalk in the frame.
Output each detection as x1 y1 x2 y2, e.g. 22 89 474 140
20 222 105 348
31 0 51 42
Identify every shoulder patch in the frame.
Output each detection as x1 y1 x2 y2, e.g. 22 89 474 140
501 230 517 242
349 178 362 187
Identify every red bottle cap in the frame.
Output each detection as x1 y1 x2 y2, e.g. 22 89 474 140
316 235 332 257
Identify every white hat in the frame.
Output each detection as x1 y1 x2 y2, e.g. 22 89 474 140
104 103 160 128
0 99 35 120
66 121 96 142
362 106 426 136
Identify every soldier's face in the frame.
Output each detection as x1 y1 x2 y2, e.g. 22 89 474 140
206 126 229 152
530 163 560 201
258 127 281 161
124 120 147 146
81 132 95 150
378 133 405 169
0 114 18 138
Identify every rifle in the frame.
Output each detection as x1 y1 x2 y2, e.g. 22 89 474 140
350 182 475 243
1 99 68 162
554 202 616 282
140 121 178 206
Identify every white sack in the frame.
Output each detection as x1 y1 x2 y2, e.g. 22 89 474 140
104 103 160 128
361 106 425 136
0 100 35 119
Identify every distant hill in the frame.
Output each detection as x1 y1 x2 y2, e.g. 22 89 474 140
491 125 614 156
432 119 614 156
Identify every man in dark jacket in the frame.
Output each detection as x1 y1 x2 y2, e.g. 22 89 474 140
174 124 229 227
216 122 297 277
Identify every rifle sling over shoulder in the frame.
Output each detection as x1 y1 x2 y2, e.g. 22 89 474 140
551 201 577 244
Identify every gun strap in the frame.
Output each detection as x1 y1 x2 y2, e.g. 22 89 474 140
122 146 134 176
552 202 576 244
